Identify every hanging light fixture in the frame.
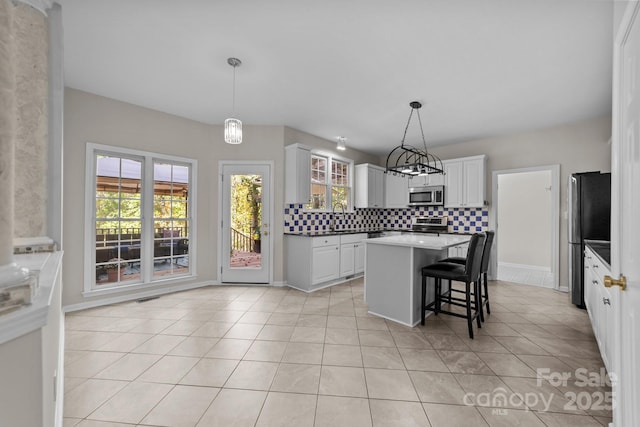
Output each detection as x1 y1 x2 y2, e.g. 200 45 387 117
225 57 242 144
385 101 444 176
336 136 347 151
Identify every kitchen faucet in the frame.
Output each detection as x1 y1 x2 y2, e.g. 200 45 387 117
330 202 345 231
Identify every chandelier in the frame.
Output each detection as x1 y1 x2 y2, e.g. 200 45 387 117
385 101 443 176
225 57 242 144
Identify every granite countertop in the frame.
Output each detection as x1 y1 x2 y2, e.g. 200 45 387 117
284 230 377 237
585 239 611 269
284 229 475 237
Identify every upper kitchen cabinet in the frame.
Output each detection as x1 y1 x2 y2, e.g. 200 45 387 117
385 172 409 208
355 164 385 208
285 144 311 205
444 155 486 208
408 171 445 187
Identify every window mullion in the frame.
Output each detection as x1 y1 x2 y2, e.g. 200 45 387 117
141 155 154 283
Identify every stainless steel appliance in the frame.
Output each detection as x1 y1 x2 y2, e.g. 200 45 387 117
410 216 448 234
568 172 611 308
408 185 444 206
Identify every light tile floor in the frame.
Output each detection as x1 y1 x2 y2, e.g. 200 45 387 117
63 279 613 427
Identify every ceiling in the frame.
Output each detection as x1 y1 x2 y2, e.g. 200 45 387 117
58 0 613 156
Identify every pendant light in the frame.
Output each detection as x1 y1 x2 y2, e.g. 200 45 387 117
336 136 347 151
225 57 242 144
385 101 444 176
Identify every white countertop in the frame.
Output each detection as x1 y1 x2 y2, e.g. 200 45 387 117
364 234 470 250
0 252 63 345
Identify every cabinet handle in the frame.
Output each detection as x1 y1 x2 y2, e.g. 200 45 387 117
593 280 598 285
593 264 599 269
603 297 610 306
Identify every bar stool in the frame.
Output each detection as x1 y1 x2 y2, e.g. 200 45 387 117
440 230 494 322
421 233 486 339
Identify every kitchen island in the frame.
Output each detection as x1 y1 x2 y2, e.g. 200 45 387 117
364 234 471 326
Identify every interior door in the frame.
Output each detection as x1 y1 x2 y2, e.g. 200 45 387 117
221 163 271 283
612 3 640 425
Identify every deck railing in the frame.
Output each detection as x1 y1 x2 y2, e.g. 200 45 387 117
231 227 253 252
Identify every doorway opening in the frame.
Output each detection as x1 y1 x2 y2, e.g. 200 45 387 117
491 165 560 289
219 162 272 284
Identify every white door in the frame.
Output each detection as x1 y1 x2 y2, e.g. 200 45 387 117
220 162 271 283
612 3 640 425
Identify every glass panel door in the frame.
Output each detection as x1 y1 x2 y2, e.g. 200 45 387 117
221 163 270 283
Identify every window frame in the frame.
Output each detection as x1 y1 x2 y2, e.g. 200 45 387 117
84 143 198 297
305 151 354 212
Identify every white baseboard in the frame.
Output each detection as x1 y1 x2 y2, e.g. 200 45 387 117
497 262 554 289
63 280 214 313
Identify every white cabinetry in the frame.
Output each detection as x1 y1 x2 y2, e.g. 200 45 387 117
340 233 367 276
355 164 385 208
584 246 613 371
444 155 486 208
409 172 445 187
285 144 311 205
385 172 409 208
312 239 340 284
286 233 367 292
446 240 469 258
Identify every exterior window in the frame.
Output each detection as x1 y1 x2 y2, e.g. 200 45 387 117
309 155 327 210
153 162 191 279
306 154 352 211
331 159 350 210
87 144 196 294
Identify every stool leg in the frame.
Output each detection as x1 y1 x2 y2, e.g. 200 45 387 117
476 280 485 324
465 281 474 339
436 278 441 315
483 272 491 315
421 275 426 325
474 280 482 328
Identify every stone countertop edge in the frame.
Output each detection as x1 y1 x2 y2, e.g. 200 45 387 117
0 251 63 345
284 230 475 237
585 239 611 270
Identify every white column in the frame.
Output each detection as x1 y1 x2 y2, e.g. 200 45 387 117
0 0 15 267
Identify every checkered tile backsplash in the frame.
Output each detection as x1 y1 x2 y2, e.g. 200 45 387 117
284 204 489 233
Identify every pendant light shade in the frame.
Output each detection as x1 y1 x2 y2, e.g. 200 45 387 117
225 118 242 144
225 58 242 144
336 136 347 151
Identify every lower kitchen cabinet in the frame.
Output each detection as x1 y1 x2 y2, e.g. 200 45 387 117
286 233 367 292
443 235 469 258
313 243 340 284
584 245 614 372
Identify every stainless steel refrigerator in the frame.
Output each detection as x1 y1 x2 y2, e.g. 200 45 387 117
568 172 611 308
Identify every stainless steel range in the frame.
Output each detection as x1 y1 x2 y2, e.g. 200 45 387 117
411 216 448 234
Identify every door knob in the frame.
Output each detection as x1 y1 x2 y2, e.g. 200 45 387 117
604 275 626 291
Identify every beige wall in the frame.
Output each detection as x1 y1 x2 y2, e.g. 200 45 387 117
424 116 612 287
284 127 380 166
497 170 552 267
63 89 378 307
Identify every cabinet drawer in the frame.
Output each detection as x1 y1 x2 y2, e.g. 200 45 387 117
340 233 367 244
312 235 340 247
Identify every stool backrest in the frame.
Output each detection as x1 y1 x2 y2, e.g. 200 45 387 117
480 230 495 273
464 232 486 282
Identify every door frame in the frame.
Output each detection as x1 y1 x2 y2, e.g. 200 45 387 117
217 160 274 284
490 164 560 289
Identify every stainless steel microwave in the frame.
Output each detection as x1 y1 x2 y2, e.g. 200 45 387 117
408 185 444 206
